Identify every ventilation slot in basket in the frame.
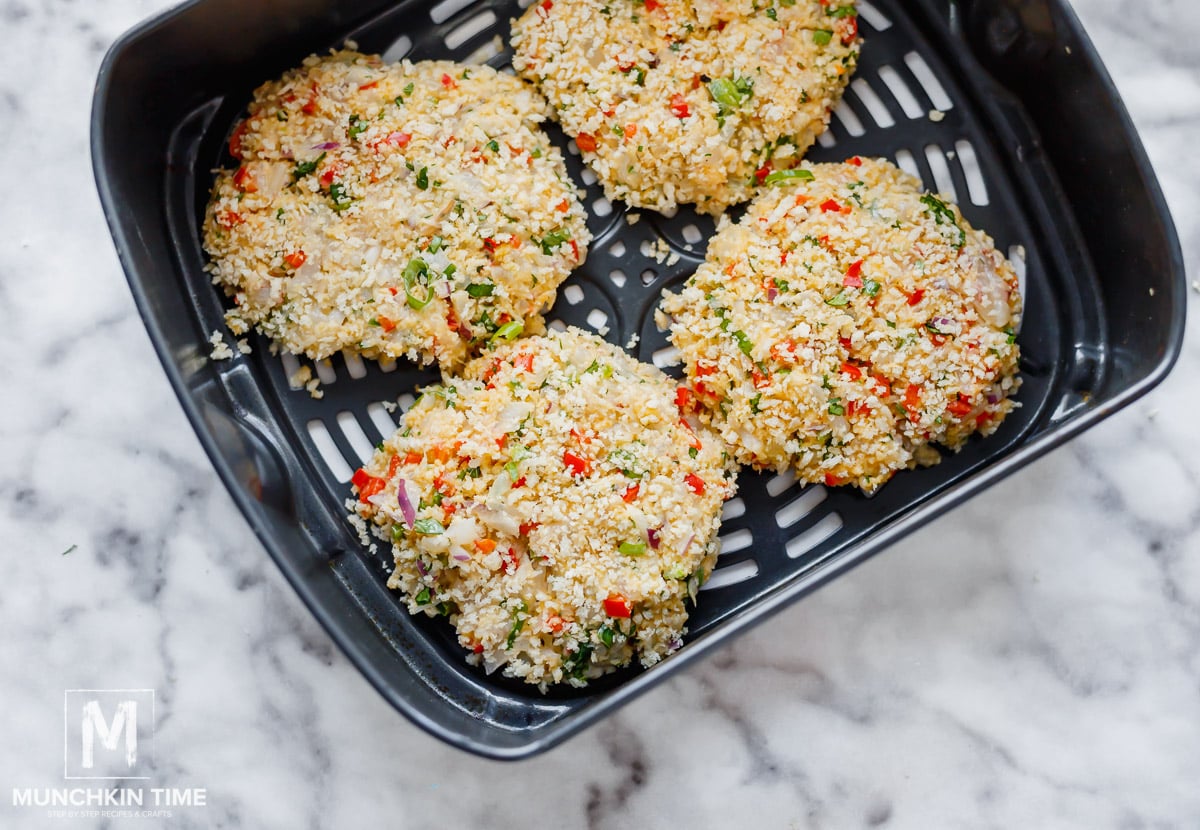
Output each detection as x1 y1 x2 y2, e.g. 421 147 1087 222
336 412 375 463
307 419 354 483
718 529 753 555
850 79 896 129
904 52 954 112
429 0 477 24
702 559 759 591
785 514 845 559
444 11 497 50
856 0 892 32
382 35 413 63
776 487 828 529
877 64 925 119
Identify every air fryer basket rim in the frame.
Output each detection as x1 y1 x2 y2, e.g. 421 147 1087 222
92 0 1187 759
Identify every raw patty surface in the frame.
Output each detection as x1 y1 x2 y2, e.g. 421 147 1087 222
350 328 737 687
512 0 861 215
204 50 590 369
662 157 1022 493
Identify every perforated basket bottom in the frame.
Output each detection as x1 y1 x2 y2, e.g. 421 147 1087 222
177 0 1076 710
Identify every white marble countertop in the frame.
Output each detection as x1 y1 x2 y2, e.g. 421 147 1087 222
2 0 1198 826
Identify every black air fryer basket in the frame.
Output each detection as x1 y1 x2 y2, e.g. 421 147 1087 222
93 0 1186 757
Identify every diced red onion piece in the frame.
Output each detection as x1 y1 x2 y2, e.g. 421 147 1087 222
395 477 416 527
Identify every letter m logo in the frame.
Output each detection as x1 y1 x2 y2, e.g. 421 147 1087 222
82 700 137 769
64 690 154 779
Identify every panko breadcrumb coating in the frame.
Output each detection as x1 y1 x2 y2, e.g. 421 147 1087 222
203 50 590 369
512 0 860 215
349 328 737 688
662 157 1022 493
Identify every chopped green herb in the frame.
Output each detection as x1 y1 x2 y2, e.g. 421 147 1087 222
486 139 500 153
291 152 325 182
825 290 851 307
506 617 524 650
609 448 642 478
863 279 882 297
348 113 367 140
618 540 647 557
539 228 571 255
732 329 754 356
707 76 754 125
403 257 428 285
404 290 433 311
402 258 434 310
415 587 432 605
505 599 528 649
562 641 594 678
415 166 429 190
492 321 524 343
813 29 833 45
329 182 354 212
920 194 966 249
764 168 815 185
466 282 495 298
412 518 444 535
